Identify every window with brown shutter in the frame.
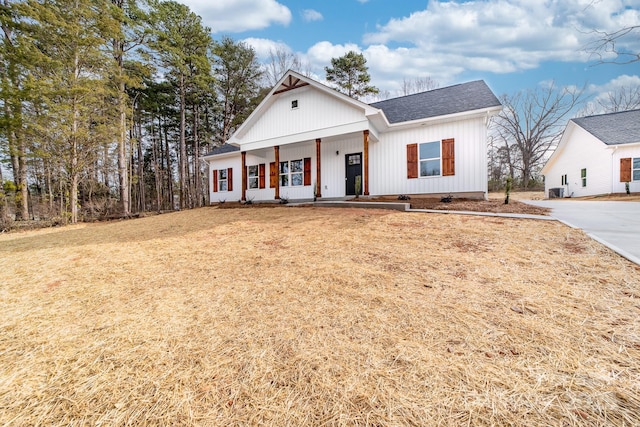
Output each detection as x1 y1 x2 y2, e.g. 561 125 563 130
259 164 266 188
442 138 455 176
407 143 418 178
303 158 311 185
269 162 277 188
620 157 631 182
212 169 218 192
227 167 233 191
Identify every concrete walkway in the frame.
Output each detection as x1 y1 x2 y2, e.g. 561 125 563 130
524 200 640 265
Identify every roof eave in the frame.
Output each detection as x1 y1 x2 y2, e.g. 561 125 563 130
385 105 502 130
202 148 241 161
604 141 640 148
541 121 577 175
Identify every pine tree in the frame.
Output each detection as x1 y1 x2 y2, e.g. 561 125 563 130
150 0 211 209
212 36 265 145
1 0 30 220
108 0 150 216
20 0 118 223
325 51 378 100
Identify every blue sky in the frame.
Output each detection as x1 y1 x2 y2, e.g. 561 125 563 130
180 0 640 107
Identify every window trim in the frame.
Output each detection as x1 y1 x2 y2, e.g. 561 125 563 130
218 169 228 192
418 140 442 178
247 165 259 189
279 159 304 187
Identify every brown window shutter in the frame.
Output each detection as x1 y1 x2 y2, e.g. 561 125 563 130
212 169 218 192
303 157 311 186
442 138 455 176
407 143 418 178
269 162 277 188
620 157 631 182
259 163 266 189
227 167 233 191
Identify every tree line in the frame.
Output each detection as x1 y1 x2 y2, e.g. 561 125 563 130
0 0 269 225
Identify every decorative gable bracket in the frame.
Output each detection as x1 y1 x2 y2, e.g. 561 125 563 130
273 75 310 95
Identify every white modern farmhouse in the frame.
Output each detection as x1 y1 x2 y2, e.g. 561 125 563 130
542 109 640 198
204 70 502 203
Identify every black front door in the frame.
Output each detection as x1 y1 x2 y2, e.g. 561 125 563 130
345 152 362 196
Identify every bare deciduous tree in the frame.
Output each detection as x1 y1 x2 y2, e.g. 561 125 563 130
579 85 640 116
492 82 585 189
399 76 439 96
598 85 640 112
263 46 313 87
586 25 640 65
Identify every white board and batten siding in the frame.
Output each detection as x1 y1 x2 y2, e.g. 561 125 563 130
611 144 640 193
239 86 369 151
371 116 489 197
545 124 616 198
208 115 492 201
274 142 316 200
240 142 319 201
209 155 242 203
320 135 365 198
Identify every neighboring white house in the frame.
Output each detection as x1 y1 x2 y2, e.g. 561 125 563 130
541 109 640 198
203 70 502 203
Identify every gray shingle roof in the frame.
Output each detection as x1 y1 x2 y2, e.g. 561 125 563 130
204 144 240 156
369 80 501 124
571 109 640 146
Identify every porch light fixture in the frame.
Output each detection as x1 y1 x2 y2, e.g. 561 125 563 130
291 99 298 109
336 150 339 156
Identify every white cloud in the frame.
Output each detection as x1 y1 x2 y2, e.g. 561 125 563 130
242 38 292 60
302 9 323 22
179 0 291 33
304 41 361 66
335 0 639 92
589 74 640 98
361 0 605 74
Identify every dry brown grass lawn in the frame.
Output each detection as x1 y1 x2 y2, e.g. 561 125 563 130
1 207 639 426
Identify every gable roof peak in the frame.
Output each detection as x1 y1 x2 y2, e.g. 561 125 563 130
571 109 640 146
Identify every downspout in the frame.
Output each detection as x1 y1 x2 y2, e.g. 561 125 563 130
611 146 617 194
484 111 492 199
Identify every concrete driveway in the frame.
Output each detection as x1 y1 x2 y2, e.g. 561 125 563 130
524 200 640 265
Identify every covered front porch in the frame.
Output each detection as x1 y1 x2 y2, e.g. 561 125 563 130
239 129 376 202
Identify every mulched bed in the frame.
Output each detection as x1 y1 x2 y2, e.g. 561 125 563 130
352 196 550 215
214 196 551 216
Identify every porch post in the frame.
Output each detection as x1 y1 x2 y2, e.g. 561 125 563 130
241 151 247 201
363 130 370 196
315 138 322 198
274 145 280 199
